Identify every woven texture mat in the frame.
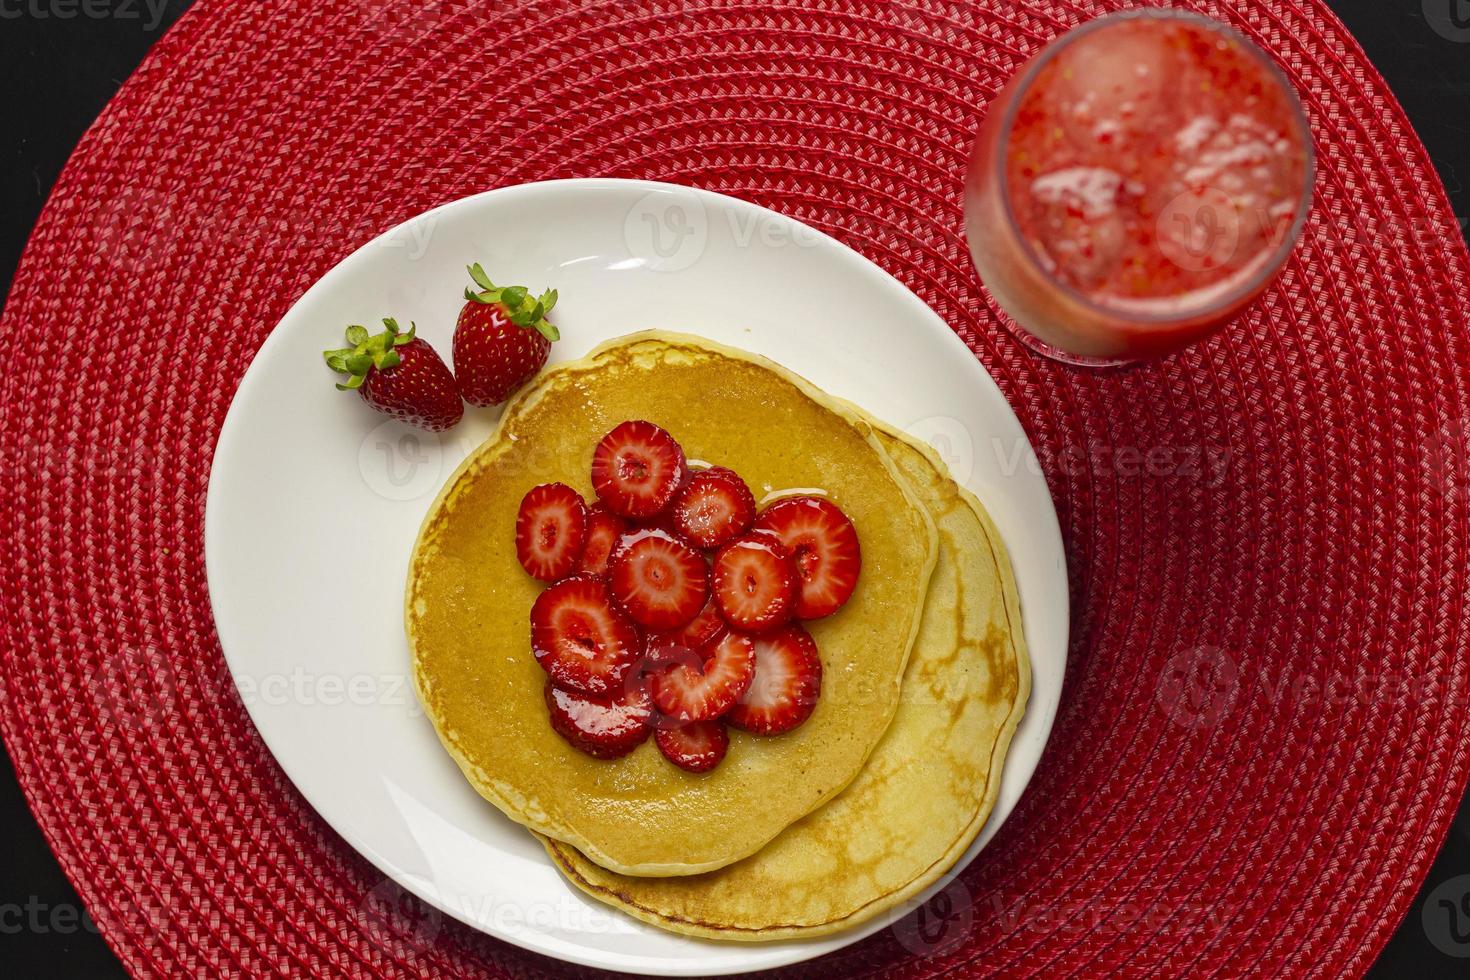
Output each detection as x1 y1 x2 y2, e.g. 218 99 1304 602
3 0 1469 976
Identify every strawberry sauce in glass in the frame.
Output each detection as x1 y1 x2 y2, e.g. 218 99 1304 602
964 9 1313 365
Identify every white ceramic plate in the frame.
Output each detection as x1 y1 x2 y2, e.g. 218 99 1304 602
205 179 1067 975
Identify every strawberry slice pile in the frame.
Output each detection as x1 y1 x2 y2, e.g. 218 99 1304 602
516 421 860 772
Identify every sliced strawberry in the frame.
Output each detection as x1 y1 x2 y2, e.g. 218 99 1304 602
654 720 729 773
530 577 641 695
649 632 756 723
591 420 687 519
515 483 588 582
751 496 861 619
608 527 709 631
711 531 798 632
620 469 691 539
638 642 690 691
671 466 757 549
545 680 653 759
727 625 823 735
650 593 727 653
577 505 628 578
635 507 682 538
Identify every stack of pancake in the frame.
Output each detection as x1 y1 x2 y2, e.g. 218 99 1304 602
406 332 1030 941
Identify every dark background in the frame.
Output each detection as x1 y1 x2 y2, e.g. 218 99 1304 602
2 1 1468 976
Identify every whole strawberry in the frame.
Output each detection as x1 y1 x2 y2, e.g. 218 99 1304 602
454 263 559 406
323 318 463 432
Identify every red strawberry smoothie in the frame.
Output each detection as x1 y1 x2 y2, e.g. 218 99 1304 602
965 10 1312 363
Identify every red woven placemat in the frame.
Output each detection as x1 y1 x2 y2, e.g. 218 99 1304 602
3 0 1468 976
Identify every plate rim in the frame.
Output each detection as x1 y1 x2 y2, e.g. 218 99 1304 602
204 176 1069 975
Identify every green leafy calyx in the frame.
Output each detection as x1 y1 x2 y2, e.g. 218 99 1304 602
322 317 416 391
463 263 560 342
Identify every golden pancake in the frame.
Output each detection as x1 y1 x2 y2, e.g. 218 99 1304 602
542 426 1030 938
407 333 938 877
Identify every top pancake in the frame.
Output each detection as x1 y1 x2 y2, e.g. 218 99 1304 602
406 332 938 876
541 425 1030 938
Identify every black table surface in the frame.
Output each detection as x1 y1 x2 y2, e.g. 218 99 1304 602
2 2 1468 976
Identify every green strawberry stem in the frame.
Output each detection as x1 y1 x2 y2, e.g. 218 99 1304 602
322 317 416 390
463 263 560 342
